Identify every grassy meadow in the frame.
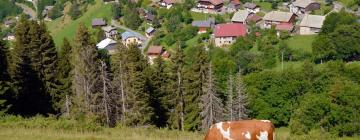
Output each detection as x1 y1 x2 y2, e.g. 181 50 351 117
46 0 112 47
0 116 359 140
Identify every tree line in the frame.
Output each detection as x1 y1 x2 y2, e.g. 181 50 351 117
0 11 359 137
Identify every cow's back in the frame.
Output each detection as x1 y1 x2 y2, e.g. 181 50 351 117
204 120 275 140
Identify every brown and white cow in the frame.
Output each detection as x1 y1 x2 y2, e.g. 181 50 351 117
204 120 275 140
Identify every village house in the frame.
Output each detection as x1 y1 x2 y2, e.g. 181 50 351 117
227 0 241 12
2 33 15 41
42 6 54 21
96 38 117 54
290 0 320 15
121 31 143 47
147 46 163 63
145 27 156 37
92 18 107 28
243 2 259 14
101 26 118 39
263 11 296 29
197 0 224 12
299 14 325 35
246 14 262 24
145 13 155 23
356 7 360 17
214 23 246 47
231 10 250 24
160 0 175 9
191 18 215 34
4 19 15 28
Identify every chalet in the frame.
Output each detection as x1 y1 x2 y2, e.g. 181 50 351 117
42 6 54 20
4 19 15 28
263 11 296 28
191 18 215 34
145 13 155 22
2 33 15 41
290 0 320 15
231 10 250 24
299 14 325 35
160 0 175 9
101 26 118 39
214 23 246 47
197 0 224 11
121 31 142 47
227 0 241 12
145 27 156 37
246 14 262 24
275 23 294 34
147 46 163 59
96 38 117 54
92 18 107 28
243 2 259 14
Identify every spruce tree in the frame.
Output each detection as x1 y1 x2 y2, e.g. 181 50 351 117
148 56 168 127
0 39 11 115
55 38 73 115
124 44 153 126
184 45 208 131
233 69 248 120
167 44 185 131
201 62 223 131
111 42 128 124
9 17 53 115
72 23 100 118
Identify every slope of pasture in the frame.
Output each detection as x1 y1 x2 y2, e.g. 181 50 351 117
47 0 112 47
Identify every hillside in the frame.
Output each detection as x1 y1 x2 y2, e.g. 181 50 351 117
46 0 112 47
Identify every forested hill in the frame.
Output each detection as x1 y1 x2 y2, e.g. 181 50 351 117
0 0 360 139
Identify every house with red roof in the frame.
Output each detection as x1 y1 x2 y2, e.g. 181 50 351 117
197 0 224 11
214 23 247 47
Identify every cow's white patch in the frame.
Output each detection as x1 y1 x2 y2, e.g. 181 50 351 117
216 122 233 140
256 131 268 140
260 120 271 123
245 131 251 139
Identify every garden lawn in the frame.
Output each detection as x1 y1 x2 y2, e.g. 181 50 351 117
286 35 316 54
191 12 212 21
254 2 272 12
46 0 112 47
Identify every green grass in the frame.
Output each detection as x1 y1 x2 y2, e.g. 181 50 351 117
46 0 112 47
190 12 212 21
286 35 316 54
254 1 273 12
338 0 357 8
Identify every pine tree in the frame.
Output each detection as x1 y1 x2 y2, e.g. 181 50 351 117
55 38 73 115
226 74 234 121
72 23 100 118
111 42 127 124
201 62 223 131
0 38 11 115
167 44 185 131
9 17 53 115
184 45 208 131
233 69 248 120
148 56 168 127
124 44 153 125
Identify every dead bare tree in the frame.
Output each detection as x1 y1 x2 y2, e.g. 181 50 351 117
226 74 234 121
233 68 248 120
201 62 223 131
98 61 112 126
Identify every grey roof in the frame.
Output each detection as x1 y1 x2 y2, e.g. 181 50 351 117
145 27 155 34
231 10 249 22
299 14 325 28
101 26 117 32
92 18 106 26
121 31 142 41
146 13 155 21
293 0 316 8
191 18 215 28
263 11 294 22
244 2 257 9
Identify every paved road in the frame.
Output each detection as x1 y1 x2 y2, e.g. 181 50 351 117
16 2 37 20
111 19 150 50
